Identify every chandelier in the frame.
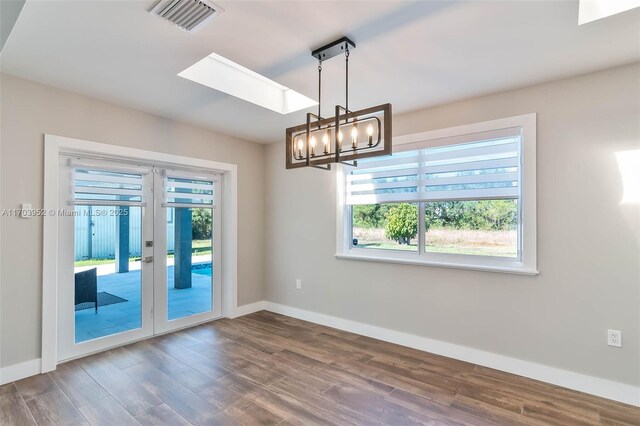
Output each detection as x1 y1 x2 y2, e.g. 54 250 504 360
286 37 392 170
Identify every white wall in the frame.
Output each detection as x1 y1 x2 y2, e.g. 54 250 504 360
0 74 266 368
264 63 640 386
1 63 639 394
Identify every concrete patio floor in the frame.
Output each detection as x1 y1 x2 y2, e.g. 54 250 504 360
75 261 213 343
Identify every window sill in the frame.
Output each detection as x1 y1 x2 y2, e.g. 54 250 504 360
335 253 539 276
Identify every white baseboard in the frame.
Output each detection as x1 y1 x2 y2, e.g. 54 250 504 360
0 358 42 385
263 301 640 407
230 301 266 319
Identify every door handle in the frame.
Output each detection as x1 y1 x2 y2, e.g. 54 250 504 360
143 256 153 263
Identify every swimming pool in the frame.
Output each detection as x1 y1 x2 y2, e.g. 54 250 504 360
192 262 212 276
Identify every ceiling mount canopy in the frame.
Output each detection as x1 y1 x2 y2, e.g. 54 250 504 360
311 37 356 61
286 37 392 170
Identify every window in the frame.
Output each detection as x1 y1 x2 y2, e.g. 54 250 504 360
338 114 537 275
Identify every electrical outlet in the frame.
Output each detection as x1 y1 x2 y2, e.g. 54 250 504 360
295 279 302 290
607 329 622 347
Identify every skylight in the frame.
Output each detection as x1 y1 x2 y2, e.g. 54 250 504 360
178 52 317 114
578 0 640 25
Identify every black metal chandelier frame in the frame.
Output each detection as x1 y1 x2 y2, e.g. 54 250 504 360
285 37 392 170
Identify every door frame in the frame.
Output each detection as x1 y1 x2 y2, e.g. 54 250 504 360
42 134 238 373
56 157 156 361
152 168 223 334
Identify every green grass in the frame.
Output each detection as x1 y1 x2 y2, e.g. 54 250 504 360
425 244 516 257
355 242 516 257
75 240 213 267
353 228 517 257
74 257 140 267
356 242 418 251
190 239 212 256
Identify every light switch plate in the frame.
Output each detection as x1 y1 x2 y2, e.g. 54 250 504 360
20 203 32 219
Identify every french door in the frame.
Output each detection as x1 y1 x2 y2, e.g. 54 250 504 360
153 169 222 334
57 156 221 361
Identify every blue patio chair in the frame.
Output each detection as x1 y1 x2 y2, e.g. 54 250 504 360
75 268 98 313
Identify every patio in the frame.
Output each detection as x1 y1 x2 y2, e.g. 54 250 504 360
75 258 213 343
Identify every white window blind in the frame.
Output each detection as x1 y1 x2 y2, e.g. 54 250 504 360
73 168 145 206
346 129 522 205
163 173 215 208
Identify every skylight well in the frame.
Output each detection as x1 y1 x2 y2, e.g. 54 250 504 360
178 52 317 114
578 0 640 24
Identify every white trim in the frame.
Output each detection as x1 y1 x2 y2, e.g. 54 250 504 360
230 301 267 318
221 169 238 319
337 113 537 275
263 302 640 407
56 162 156 361
42 134 238 373
0 359 42 385
0 108 2 387
392 114 534 147
152 168 222 336
335 253 539 275
42 139 59 373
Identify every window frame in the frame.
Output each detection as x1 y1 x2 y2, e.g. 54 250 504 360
336 113 538 275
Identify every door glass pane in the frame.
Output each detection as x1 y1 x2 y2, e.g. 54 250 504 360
74 205 142 343
166 207 213 320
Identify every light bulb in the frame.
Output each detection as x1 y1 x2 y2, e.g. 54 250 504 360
367 124 374 136
309 135 316 156
297 139 304 150
322 133 329 145
351 125 358 149
337 131 343 142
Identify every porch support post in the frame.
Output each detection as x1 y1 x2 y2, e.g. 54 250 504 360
115 206 130 273
174 207 192 289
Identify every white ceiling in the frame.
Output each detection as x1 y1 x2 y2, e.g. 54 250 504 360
2 1 639 144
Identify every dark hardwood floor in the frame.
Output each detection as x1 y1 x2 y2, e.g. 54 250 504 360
2 311 639 425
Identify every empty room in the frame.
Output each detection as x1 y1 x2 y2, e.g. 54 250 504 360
1 0 639 424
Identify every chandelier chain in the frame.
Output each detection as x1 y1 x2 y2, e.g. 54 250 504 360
345 47 349 123
318 59 322 125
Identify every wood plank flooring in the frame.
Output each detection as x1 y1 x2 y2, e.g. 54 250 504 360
2 311 639 425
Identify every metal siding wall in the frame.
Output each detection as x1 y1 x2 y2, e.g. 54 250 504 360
90 207 116 259
74 206 90 260
167 207 175 252
128 207 142 258
74 206 144 260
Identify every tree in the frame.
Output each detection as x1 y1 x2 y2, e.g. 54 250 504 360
424 200 517 231
192 209 212 240
385 204 418 245
352 204 383 228
352 204 394 228
477 200 517 230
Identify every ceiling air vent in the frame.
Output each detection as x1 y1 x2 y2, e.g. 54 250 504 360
148 0 224 33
